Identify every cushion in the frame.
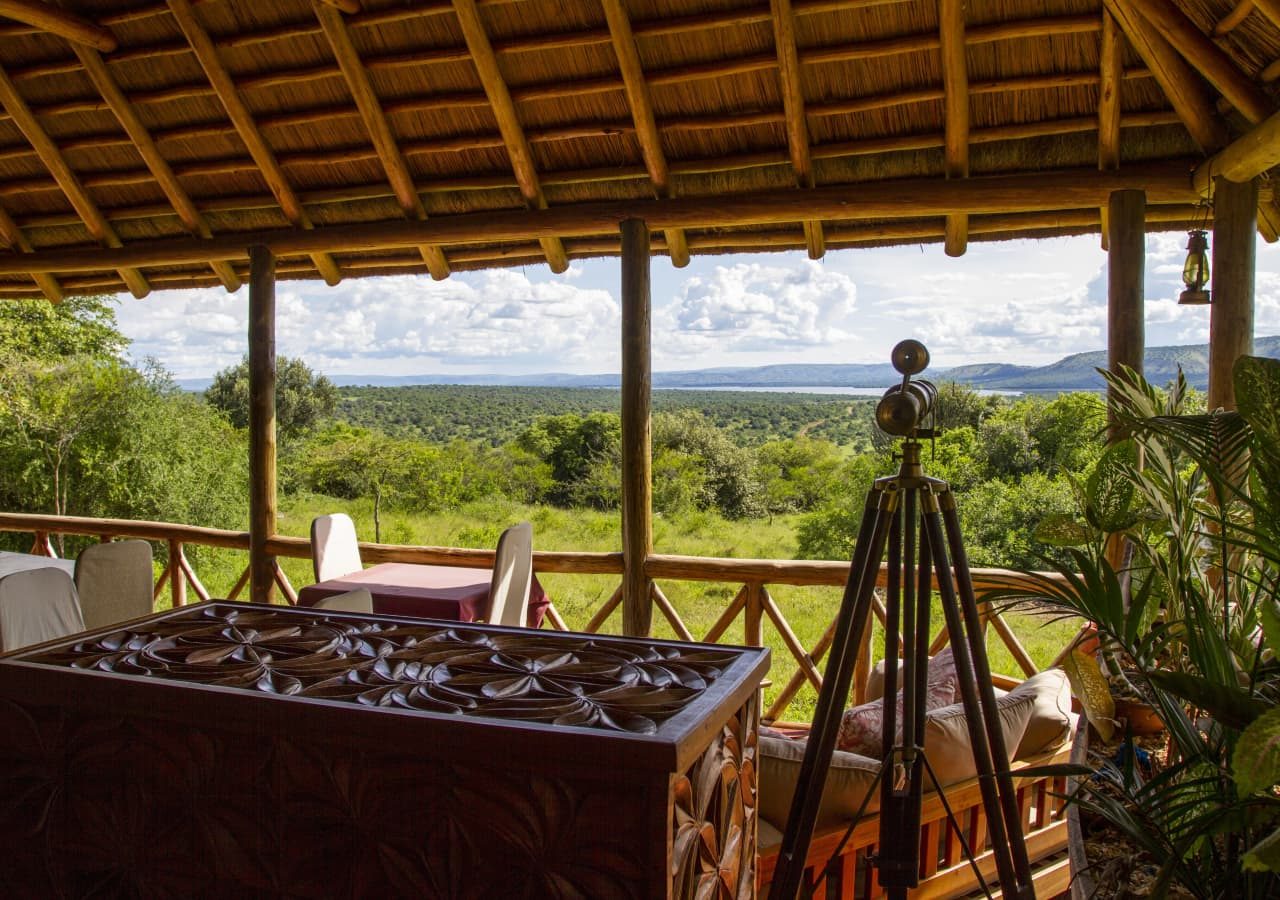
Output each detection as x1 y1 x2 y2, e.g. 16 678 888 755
919 688 1038 790
836 675 956 757
1004 668 1074 758
865 645 959 705
758 735 882 830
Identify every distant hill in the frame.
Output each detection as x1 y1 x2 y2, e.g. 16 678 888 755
175 337 1279 393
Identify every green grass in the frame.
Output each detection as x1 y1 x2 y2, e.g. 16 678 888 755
202 494 1077 723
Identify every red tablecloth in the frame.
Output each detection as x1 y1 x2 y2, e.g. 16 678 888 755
296 563 550 627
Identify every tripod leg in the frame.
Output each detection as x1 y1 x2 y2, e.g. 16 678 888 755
770 485 898 900
920 493 1027 900
940 491 1036 896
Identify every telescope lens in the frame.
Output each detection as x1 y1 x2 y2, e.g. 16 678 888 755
875 379 937 436
890 339 930 376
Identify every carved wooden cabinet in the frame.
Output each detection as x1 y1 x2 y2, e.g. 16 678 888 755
0 602 768 899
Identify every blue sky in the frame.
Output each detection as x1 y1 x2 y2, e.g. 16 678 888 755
113 232 1280 379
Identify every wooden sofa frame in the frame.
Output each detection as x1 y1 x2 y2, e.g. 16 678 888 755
757 739 1075 899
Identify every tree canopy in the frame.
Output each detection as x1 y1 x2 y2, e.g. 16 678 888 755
206 355 337 441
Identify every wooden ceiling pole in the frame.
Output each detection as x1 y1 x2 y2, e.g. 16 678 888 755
315 4 449 280
451 0 569 273
73 46 240 292
166 0 342 285
1214 0 1255 35
600 0 690 267
0 64 149 297
0 165 1200 277
769 0 824 259
1121 0 1273 125
1098 11 1123 250
1256 0 1280 28
0 0 116 50
940 0 969 257
0 202 61 301
1103 0 1228 152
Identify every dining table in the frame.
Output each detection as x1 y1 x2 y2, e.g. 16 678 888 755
0 550 75 580
296 562 551 627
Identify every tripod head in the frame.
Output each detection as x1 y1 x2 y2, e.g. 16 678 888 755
875 339 937 441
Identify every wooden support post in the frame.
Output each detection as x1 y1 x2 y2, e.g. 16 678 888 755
248 245 277 605
620 218 653 637
1209 175 1258 411
1107 189 1145 441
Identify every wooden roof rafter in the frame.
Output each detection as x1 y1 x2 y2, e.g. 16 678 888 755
1103 0 1229 152
1121 0 1274 125
940 0 969 257
72 44 241 293
451 0 568 273
165 0 343 285
0 0 116 50
313 2 450 281
0 200 60 301
769 0 824 260
601 0 691 267
0 64 149 298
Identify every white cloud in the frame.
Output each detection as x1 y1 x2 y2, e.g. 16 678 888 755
654 261 858 359
109 233 1280 379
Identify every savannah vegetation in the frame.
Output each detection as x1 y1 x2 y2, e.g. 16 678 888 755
0 295 1112 717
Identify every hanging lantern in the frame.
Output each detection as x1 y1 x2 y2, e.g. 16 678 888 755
1178 229 1211 305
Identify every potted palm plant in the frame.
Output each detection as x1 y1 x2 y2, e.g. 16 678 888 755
987 356 1280 898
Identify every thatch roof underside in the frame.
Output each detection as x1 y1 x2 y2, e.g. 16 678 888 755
0 0 1276 300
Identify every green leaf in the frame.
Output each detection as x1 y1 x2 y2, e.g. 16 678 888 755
1062 649 1116 741
1263 598 1280 660
1085 440 1139 532
1149 670 1266 731
1244 825 1280 873
1235 356 1280 442
1234 706 1280 796
1032 513 1091 547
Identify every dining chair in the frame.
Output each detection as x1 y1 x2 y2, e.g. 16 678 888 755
74 540 154 630
0 567 86 652
487 522 533 627
311 513 363 582
314 588 374 614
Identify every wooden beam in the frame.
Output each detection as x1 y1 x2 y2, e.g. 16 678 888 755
314 4 449 280
0 165 1200 276
940 0 969 256
599 0 689 267
1256 0 1280 28
1209 176 1258 411
770 0 824 259
0 202 60 301
1122 0 1274 125
166 0 342 285
1214 0 1255 35
317 0 361 12
248 245 277 605
1107 190 1145 441
620 218 653 637
73 46 240 293
1104 0 1229 152
1099 12 1124 252
1193 107 1280 194
0 0 116 50
451 0 568 273
0 64 149 298
1258 198 1280 243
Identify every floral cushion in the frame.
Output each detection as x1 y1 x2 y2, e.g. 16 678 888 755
865 645 961 705
836 675 957 757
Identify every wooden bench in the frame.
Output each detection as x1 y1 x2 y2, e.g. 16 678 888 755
757 737 1076 899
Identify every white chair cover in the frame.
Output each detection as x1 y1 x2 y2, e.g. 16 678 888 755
487 522 533 627
314 588 374 614
75 540 154 630
0 567 86 652
311 514 363 582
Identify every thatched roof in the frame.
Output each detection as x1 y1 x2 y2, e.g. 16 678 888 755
0 0 1276 299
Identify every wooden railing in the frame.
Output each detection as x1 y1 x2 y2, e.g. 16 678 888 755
0 511 1051 721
